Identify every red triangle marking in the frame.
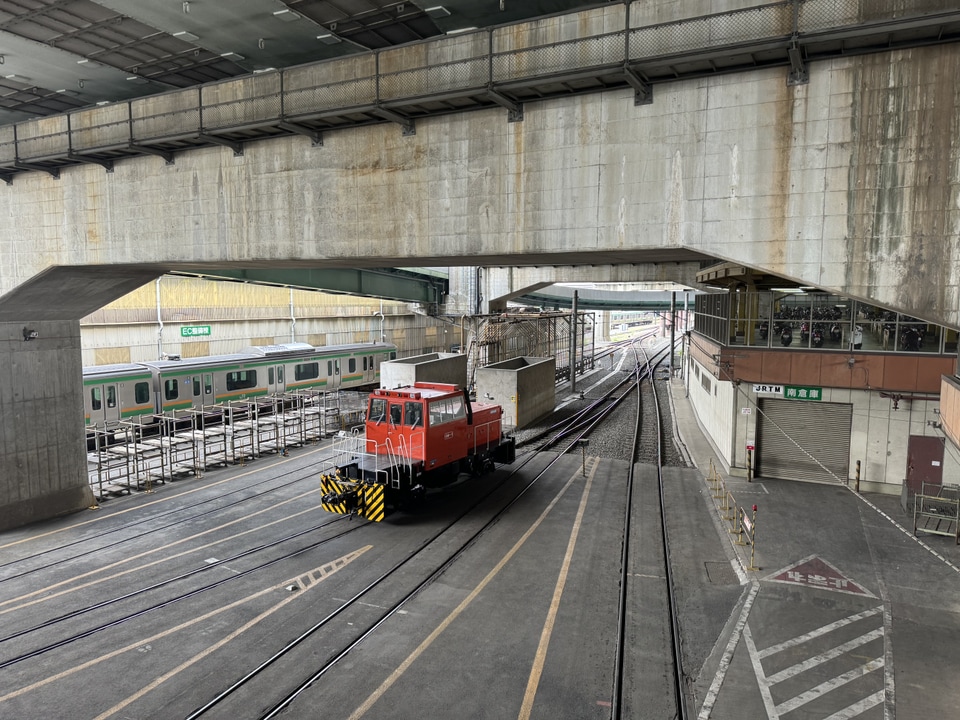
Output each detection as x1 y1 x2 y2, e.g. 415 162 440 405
765 555 874 597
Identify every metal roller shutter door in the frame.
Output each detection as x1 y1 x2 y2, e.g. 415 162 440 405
756 399 852 483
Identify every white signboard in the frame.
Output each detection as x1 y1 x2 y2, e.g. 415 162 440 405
753 383 783 395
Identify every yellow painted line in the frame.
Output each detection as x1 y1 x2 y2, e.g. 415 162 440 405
348 457 599 720
0 444 329 552
0 546 372 712
0 491 321 614
518 459 597 720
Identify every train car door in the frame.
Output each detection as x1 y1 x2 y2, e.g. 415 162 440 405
267 365 286 394
364 354 376 385
89 383 121 426
328 358 341 391
203 373 214 407
190 375 203 411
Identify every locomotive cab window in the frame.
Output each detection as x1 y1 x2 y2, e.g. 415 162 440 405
429 396 466 426
404 402 423 428
390 403 402 425
369 398 387 423
135 382 150 404
226 370 257 391
164 379 178 401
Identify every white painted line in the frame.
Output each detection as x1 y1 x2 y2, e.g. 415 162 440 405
882 602 895 720
743 625 779 719
821 690 884 720
731 557 748 585
697 582 760 720
757 606 883 659
774 657 884 715
850 488 960 575
765 628 884 683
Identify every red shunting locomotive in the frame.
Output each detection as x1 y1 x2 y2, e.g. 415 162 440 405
320 382 516 520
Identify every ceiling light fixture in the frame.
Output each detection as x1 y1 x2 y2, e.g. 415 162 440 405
126 75 148 84
220 52 245 61
446 26 477 35
317 32 342 44
273 9 301 22
4 74 30 83
174 30 200 42
425 6 451 17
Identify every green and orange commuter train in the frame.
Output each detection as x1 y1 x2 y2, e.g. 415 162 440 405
83 342 397 428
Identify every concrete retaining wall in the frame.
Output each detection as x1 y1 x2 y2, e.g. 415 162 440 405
476 356 556 429
380 352 468 389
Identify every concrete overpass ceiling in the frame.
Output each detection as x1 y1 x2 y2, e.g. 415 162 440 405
513 283 707 311
0 265 162 321
0 0 604 126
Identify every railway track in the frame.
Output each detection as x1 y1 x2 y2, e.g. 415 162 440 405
0 339 694 719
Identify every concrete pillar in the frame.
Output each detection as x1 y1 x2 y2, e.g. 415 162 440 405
0 320 94 531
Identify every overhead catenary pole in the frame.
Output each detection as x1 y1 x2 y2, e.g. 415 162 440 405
571 290 579 394
670 291 677 375
156 277 164 360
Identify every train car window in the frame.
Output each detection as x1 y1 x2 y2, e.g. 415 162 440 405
404 402 423 428
91 387 102 411
226 370 257 391
369 398 387 423
295 362 319 381
363 356 368 371
389 403 402 425
349 358 357 373
327 361 333 376
107 386 117 408
135 382 150 404
203 374 212 396
277 366 284 383
268 368 275 385
193 376 201 397
390 351 397 360
164 379 179 401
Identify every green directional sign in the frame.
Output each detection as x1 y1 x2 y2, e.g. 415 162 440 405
180 325 212 338
783 385 822 401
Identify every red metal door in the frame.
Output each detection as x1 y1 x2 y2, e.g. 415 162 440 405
905 435 945 497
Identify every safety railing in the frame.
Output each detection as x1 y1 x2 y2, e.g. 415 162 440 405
913 482 960 544
706 459 760 571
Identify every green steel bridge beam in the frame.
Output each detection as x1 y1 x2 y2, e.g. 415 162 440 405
172 267 448 306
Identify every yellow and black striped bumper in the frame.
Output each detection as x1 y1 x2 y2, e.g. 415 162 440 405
320 474 385 522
